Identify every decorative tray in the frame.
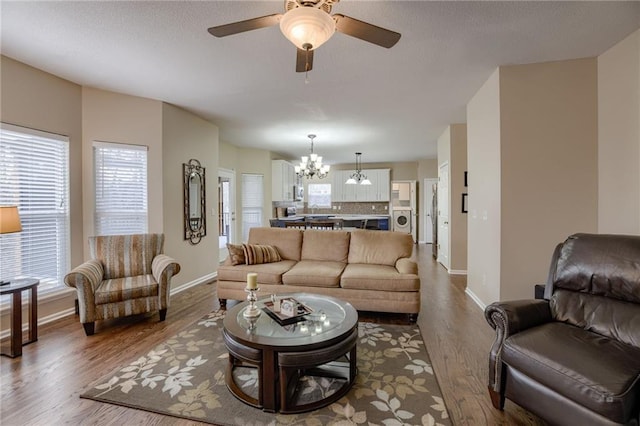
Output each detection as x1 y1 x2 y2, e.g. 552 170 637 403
262 298 313 325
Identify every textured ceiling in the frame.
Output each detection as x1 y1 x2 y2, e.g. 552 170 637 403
2 1 638 165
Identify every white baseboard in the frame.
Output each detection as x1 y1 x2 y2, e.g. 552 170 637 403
0 307 76 340
465 288 486 311
448 269 468 275
0 272 218 339
171 272 217 295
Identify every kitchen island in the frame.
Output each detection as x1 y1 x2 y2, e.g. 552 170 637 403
271 214 390 230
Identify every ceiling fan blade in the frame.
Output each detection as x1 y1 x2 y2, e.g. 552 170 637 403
207 14 282 38
296 48 314 73
333 14 401 48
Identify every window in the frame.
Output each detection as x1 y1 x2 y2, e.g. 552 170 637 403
94 142 148 235
241 174 263 241
0 123 70 293
308 183 332 208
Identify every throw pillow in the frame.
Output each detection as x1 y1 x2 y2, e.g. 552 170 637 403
227 243 246 265
243 243 282 265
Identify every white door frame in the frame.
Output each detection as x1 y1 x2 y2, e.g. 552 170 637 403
218 168 236 262
423 178 438 244
437 162 450 270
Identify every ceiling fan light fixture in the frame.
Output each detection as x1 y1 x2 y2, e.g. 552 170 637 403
279 7 335 50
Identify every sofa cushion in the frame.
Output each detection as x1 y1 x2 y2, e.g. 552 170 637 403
301 230 350 263
503 322 640 424
248 227 303 261
95 274 158 304
227 243 246 265
347 230 413 266
341 264 420 292
217 260 296 285
282 260 346 288
243 243 282 265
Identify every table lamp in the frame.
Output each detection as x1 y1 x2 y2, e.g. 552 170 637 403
0 206 22 286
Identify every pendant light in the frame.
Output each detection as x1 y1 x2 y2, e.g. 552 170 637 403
345 152 371 185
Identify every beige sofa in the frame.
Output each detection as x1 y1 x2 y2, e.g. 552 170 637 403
217 227 420 321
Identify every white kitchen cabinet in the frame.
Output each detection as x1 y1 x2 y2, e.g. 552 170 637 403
331 171 343 202
374 169 391 201
272 160 296 201
332 168 390 202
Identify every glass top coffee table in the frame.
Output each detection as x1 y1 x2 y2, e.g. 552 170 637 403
222 293 358 413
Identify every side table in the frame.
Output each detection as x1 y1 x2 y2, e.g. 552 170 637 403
1 278 39 357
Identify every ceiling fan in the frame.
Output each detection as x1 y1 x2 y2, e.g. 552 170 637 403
207 0 401 72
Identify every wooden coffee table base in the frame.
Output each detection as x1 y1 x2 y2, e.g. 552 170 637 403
278 327 358 413
223 326 358 413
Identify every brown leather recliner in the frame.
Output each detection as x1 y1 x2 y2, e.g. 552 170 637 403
485 233 640 426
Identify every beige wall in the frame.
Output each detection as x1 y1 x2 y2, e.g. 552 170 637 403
162 103 219 285
500 58 598 301
219 142 273 242
598 29 640 234
467 59 599 307
81 87 164 256
449 124 468 273
436 125 468 273
0 56 82 325
0 56 223 336
467 69 502 306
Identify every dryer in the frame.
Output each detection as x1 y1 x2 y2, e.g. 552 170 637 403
392 209 412 234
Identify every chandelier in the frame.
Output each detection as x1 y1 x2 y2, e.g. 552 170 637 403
345 152 371 185
295 134 330 179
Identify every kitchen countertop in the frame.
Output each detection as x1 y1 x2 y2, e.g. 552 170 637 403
276 214 390 221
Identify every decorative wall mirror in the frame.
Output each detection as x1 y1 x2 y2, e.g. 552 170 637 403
183 159 206 244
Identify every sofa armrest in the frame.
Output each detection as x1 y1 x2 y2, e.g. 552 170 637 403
395 258 418 275
152 254 181 308
64 259 104 323
484 299 551 394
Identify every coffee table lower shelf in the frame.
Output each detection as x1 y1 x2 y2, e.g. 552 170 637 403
222 294 359 413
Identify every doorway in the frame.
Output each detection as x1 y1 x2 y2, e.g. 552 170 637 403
423 178 438 244
437 163 449 269
218 168 235 263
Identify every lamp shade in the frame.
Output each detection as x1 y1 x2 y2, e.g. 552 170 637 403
0 206 22 234
279 7 335 50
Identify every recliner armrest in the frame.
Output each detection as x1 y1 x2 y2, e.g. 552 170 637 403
484 299 551 395
485 299 551 336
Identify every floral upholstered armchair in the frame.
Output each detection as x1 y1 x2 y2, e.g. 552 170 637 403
64 234 181 336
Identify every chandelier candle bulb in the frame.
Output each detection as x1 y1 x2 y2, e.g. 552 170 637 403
246 273 258 290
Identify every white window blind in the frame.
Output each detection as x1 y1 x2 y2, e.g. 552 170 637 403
241 174 263 241
0 123 70 292
308 183 332 208
94 141 148 236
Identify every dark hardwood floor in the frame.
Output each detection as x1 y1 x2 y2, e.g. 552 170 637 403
0 244 544 425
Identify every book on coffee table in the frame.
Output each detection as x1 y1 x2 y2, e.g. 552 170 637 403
262 298 313 325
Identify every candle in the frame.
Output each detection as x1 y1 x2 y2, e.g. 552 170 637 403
246 273 258 290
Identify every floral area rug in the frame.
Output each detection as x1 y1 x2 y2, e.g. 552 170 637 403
81 311 451 425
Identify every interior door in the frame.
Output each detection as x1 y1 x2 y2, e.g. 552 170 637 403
423 178 437 243
437 163 449 269
218 168 236 262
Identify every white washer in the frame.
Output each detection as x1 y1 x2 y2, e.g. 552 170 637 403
392 209 412 234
